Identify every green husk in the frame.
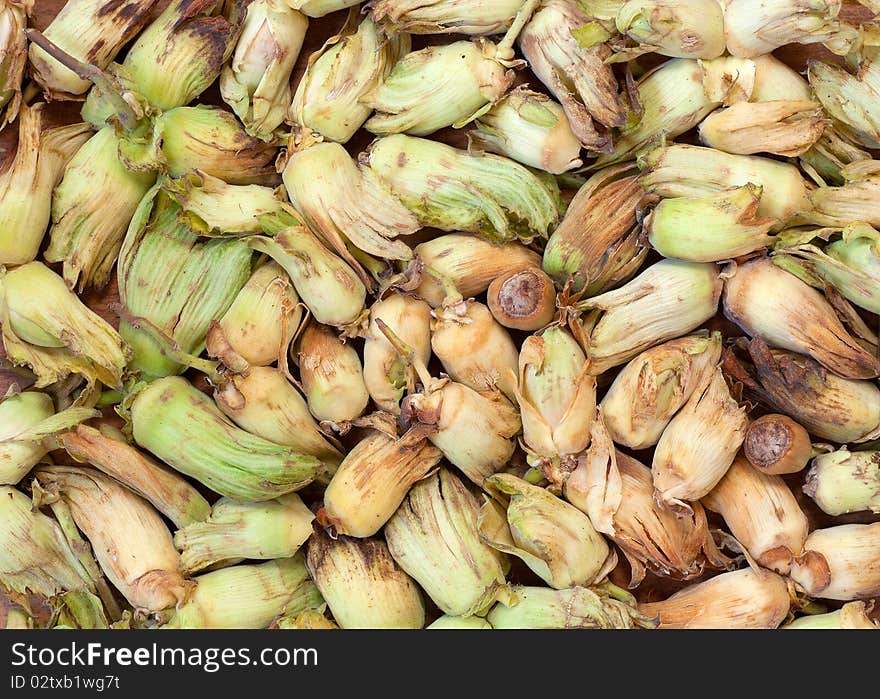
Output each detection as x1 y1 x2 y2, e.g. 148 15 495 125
723 0 852 59
804 448 880 516
246 217 367 332
427 615 493 629
385 468 510 617
471 86 582 174
288 0 360 18
212 366 344 468
163 555 322 629
45 126 157 291
596 58 719 167
645 184 777 262
0 261 129 389
220 0 308 140
164 171 285 236
487 584 656 629
0 392 99 486
615 0 725 59
117 185 252 380
128 376 325 501
638 143 812 222
773 223 880 315
0 485 96 598
783 601 879 629
206 261 303 371
282 141 419 265
174 494 315 574
479 473 613 589
365 134 562 244
362 39 514 136
290 16 409 144
83 0 247 120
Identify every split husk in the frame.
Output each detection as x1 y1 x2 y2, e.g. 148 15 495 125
564 416 730 587
723 340 880 444
206 261 303 372
363 293 432 414
282 141 420 267
479 473 614 590
600 331 722 450
385 468 510 617
542 166 646 295
321 424 442 537
0 261 129 389
513 325 596 483
220 0 308 140
0 104 91 266
289 15 409 143
517 0 626 151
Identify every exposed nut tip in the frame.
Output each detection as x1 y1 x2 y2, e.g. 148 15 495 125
498 269 543 317
487 265 556 331
744 417 791 468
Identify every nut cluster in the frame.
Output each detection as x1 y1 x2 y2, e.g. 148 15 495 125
0 0 879 630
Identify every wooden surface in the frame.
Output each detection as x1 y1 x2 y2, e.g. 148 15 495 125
10 0 880 610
